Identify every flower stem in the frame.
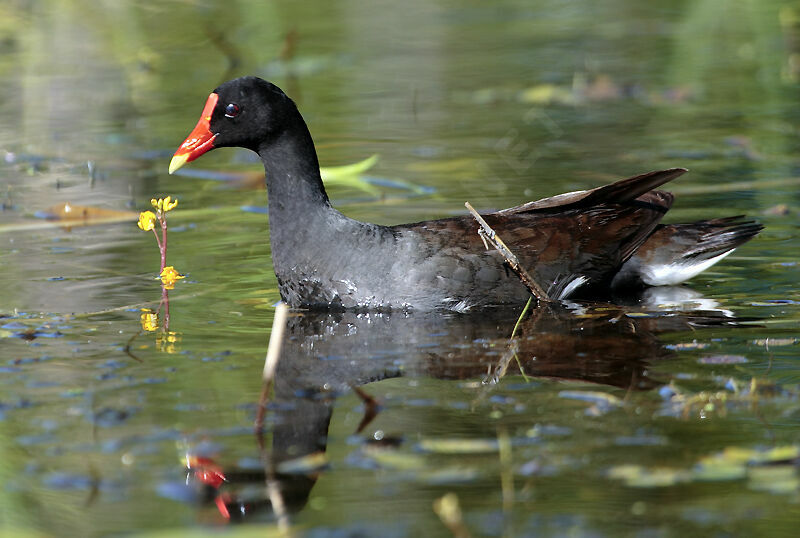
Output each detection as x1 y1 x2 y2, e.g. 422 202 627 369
159 212 168 272
151 228 163 254
161 285 170 331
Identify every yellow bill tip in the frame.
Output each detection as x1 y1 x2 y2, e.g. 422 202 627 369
168 154 189 175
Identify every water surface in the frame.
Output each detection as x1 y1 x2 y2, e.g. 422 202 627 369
1 0 799 536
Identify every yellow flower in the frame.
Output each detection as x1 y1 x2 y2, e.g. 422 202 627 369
160 265 185 289
157 331 181 354
140 309 158 332
151 196 178 213
137 211 157 231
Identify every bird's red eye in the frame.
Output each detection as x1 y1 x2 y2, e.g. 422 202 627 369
224 103 240 118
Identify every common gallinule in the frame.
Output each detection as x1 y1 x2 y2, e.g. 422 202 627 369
169 76 762 311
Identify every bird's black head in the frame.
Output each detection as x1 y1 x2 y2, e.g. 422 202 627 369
169 76 299 174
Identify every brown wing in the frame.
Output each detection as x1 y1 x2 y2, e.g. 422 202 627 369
496 168 686 214
482 190 673 296
396 170 680 299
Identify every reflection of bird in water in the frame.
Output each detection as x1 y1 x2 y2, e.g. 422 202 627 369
182 298 753 522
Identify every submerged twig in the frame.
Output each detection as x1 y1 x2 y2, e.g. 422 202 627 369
266 467 292 535
255 303 289 433
251 302 293 535
464 202 552 303
433 493 472 538
263 302 289 383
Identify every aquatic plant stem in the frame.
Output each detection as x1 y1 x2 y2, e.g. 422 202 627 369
509 296 533 382
150 227 163 266
159 212 168 272
161 285 170 331
511 296 533 339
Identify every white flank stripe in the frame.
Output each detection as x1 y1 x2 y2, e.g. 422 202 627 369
558 275 589 300
642 250 735 286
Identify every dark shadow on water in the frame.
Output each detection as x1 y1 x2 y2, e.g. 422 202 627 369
186 287 752 522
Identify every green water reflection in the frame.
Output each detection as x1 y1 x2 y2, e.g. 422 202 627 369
1 0 799 536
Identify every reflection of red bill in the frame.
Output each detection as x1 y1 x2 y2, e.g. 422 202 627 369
215 494 232 520
169 93 219 174
185 455 226 489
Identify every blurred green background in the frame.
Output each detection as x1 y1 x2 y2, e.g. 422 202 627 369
0 0 798 536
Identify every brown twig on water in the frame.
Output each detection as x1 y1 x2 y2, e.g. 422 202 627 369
254 302 289 433
464 202 553 303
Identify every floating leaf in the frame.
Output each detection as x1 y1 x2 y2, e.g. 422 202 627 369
698 355 748 364
693 448 752 481
320 154 379 181
608 445 800 492
692 460 747 482
366 449 426 471
418 438 498 454
558 390 622 415
712 446 760 465
608 464 691 488
752 445 800 464
763 204 791 216
38 202 138 224
421 466 481 484
406 157 484 175
321 177 379 196
752 338 797 346
323 154 431 195
607 464 645 480
666 341 710 350
518 84 577 106
175 155 383 194
748 466 800 494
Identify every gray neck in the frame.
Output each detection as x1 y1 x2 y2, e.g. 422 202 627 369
258 125 347 278
259 122 330 216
